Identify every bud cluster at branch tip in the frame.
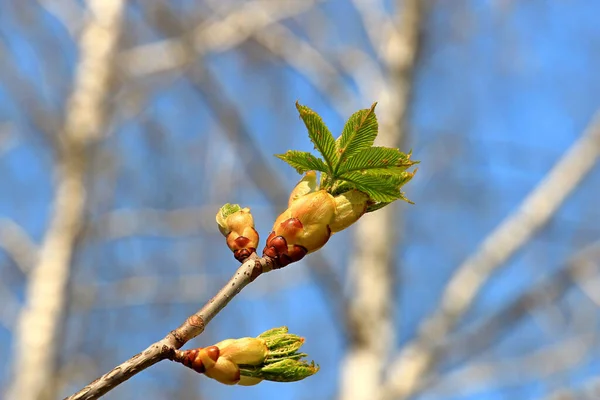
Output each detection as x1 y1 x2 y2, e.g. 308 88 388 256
172 327 318 385
216 203 259 262
263 171 370 267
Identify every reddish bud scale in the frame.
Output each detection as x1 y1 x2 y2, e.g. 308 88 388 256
179 346 220 373
218 208 259 261
263 231 308 267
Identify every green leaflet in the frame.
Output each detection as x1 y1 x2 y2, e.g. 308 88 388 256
338 171 415 203
338 172 402 202
238 326 319 383
295 102 338 173
335 103 378 170
276 101 418 207
336 146 416 175
240 359 319 383
275 151 328 174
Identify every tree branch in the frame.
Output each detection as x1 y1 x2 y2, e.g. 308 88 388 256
383 111 600 400
339 1 428 399
119 0 318 77
65 253 277 400
8 1 124 398
0 218 38 274
436 240 600 374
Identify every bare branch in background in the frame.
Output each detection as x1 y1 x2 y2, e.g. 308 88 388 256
430 332 599 399
37 0 84 36
384 112 600 400
0 280 21 329
412 241 600 396
8 1 124 398
120 0 318 77
123 0 358 117
84 206 217 239
71 274 210 309
434 241 600 375
0 122 17 156
542 376 600 400
0 218 38 274
340 2 428 400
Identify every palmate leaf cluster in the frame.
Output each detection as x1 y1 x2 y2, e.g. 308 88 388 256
276 102 418 209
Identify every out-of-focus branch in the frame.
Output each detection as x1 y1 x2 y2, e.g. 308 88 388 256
340 2 428 400
0 41 60 140
71 274 210 309
65 254 277 400
37 0 84 36
120 0 317 77
0 218 38 274
383 112 600 400
123 0 357 117
542 376 600 400
429 331 599 399
84 206 218 239
350 0 399 62
0 123 17 156
0 280 21 329
8 1 124 399
434 240 600 377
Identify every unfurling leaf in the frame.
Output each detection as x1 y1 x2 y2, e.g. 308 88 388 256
275 150 328 174
173 326 318 386
295 102 337 172
338 171 416 203
335 102 378 169
336 146 417 175
282 101 417 209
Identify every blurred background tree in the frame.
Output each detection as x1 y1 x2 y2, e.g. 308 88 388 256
1 1 600 399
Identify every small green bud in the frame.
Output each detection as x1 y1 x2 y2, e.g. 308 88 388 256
173 327 318 386
330 190 369 233
216 204 260 262
288 171 318 207
216 203 243 236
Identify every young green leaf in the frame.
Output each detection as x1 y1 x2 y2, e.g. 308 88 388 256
338 172 404 202
335 103 378 171
295 102 337 172
275 150 328 174
336 147 416 175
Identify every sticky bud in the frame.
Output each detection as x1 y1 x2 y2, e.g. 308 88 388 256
219 337 269 366
177 346 220 374
216 204 259 262
329 190 369 233
204 356 241 385
288 171 317 207
173 327 317 386
264 190 336 266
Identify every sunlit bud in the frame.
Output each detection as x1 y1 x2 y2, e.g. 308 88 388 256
253 358 319 383
174 327 318 386
329 190 369 233
263 190 336 266
203 356 241 385
288 171 317 207
216 204 259 262
219 337 269 366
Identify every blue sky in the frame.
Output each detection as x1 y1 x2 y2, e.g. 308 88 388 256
2 1 600 399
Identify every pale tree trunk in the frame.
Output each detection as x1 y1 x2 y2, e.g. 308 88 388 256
339 1 427 400
8 1 124 399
